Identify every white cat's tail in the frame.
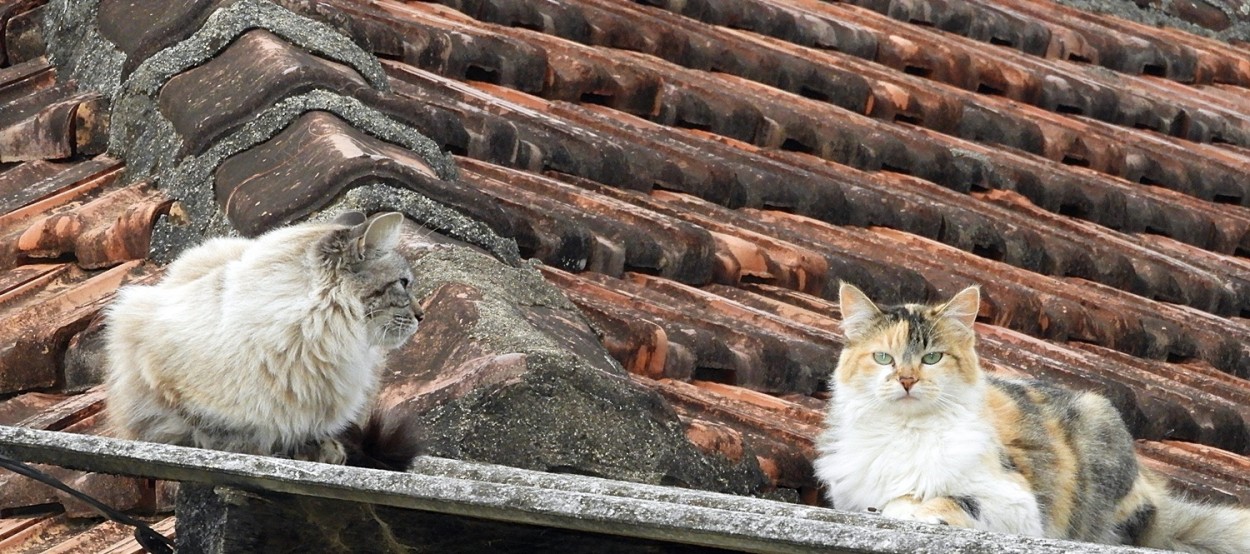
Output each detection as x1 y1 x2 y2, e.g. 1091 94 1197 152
1123 471 1250 554
340 407 424 471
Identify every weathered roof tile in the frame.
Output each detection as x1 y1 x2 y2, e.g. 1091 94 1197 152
0 58 54 106
643 376 819 493
0 262 153 394
0 0 46 67
214 111 483 237
298 0 550 93
461 158 719 280
16 181 170 268
6 0 1250 548
96 0 230 77
0 87 106 163
0 157 121 227
158 29 376 156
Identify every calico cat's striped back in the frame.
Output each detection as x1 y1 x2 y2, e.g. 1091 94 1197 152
985 377 1137 541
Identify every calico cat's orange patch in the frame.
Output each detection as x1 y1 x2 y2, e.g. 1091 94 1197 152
1041 409 1080 535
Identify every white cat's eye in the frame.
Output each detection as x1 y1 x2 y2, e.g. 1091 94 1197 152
399 278 410 289
872 352 894 365
921 352 944 365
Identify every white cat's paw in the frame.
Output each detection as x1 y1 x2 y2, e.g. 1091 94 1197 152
295 437 347 465
317 438 347 465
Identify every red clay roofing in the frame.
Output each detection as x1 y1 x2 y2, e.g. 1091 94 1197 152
4 0 1250 548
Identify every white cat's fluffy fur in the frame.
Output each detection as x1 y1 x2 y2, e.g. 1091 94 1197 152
105 212 419 462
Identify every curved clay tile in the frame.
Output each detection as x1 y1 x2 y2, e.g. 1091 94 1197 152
158 29 378 156
16 181 170 268
7 0 1250 545
213 110 500 237
96 0 231 77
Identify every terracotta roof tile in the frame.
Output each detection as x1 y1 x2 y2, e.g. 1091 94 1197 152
0 157 123 229
0 515 174 554
16 181 170 267
0 55 107 164
0 389 167 521
1138 440 1250 501
1138 440 1250 504
302 0 550 93
0 516 79 552
460 73 1250 313
94 0 225 66
0 1 45 67
158 29 377 157
0 261 154 394
0 58 53 104
517 0 1249 147
641 376 819 493
5 0 1250 549
214 110 470 235
850 0 1249 83
0 391 66 426
460 158 719 278
7 387 104 431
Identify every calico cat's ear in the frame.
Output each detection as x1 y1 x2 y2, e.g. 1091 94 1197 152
938 286 980 330
332 211 367 227
362 212 404 253
839 282 882 342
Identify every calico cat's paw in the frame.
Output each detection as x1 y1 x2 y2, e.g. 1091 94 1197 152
880 496 970 527
881 497 946 525
295 437 347 465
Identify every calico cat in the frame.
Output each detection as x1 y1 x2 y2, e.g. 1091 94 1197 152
814 283 1250 553
105 211 422 465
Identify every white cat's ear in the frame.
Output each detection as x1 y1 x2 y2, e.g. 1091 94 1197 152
362 212 404 253
839 282 881 342
333 211 367 226
938 286 980 329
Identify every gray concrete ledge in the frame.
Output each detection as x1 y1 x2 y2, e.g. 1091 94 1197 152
0 426 1160 554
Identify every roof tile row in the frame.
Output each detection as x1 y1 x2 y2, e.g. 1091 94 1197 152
3 0 1250 549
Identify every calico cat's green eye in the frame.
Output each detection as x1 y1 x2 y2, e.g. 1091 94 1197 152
921 352 944 365
872 352 894 365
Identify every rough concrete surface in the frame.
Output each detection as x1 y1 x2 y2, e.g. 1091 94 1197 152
176 484 739 553
1054 0 1250 41
387 238 768 494
0 427 1162 554
42 0 127 96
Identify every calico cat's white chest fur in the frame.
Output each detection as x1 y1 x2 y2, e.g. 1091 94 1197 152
815 404 996 512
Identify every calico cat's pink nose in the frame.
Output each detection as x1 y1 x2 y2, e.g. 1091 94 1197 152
898 376 917 392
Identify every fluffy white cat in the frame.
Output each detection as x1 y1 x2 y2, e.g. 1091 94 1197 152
105 211 421 463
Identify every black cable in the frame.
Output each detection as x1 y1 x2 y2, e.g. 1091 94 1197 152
0 454 175 554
